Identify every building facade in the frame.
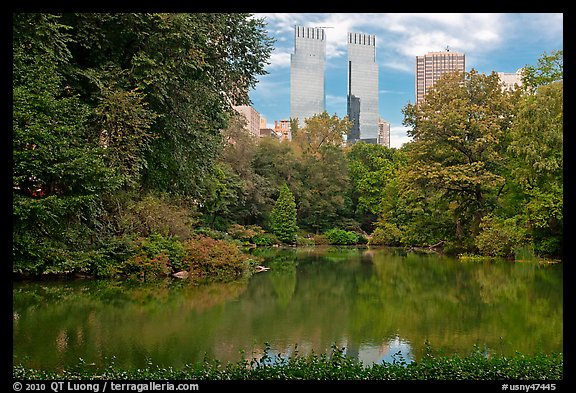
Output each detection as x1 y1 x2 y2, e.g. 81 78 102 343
377 118 390 148
497 69 523 91
274 120 291 141
233 105 260 137
416 50 465 105
290 26 326 127
347 32 379 143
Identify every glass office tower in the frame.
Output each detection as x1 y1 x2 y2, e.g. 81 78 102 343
347 32 379 143
290 26 326 127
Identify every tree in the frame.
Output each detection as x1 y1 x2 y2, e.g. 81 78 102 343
13 14 122 273
269 184 299 244
401 69 519 248
296 145 353 233
59 13 274 199
506 81 563 256
13 13 275 275
219 113 264 225
347 142 398 231
291 111 352 156
520 49 563 91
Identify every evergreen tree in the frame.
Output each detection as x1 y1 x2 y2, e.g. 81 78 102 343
269 184 298 244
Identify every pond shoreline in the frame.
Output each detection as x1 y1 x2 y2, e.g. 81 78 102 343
14 348 563 380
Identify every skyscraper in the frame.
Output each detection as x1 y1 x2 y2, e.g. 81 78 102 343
416 50 465 105
347 32 379 143
290 26 326 127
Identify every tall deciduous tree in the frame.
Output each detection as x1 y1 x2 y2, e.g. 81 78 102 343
297 145 353 233
13 14 122 273
59 13 274 198
291 111 351 156
506 80 563 256
401 69 518 247
347 142 398 231
13 13 274 274
520 49 563 91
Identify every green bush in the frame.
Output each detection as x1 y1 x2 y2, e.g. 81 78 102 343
252 232 279 246
182 235 257 280
475 215 529 257
369 223 403 246
122 233 185 278
227 224 278 246
324 228 358 245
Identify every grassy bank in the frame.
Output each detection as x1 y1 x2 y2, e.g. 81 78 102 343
14 346 562 380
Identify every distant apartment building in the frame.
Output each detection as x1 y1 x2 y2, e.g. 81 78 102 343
377 118 390 148
347 32 379 143
259 127 280 139
233 105 260 137
497 69 523 91
290 26 326 127
416 50 465 105
274 120 291 141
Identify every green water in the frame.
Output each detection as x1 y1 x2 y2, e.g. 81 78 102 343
13 246 563 371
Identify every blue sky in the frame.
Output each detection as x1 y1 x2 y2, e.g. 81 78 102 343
248 13 563 148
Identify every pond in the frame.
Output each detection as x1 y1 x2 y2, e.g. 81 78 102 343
13 246 563 372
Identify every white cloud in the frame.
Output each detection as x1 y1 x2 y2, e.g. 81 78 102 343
256 13 508 74
389 125 412 149
326 94 347 115
267 47 292 70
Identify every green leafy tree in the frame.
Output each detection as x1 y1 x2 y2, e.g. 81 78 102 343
220 114 269 225
401 70 519 248
297 145 353 233
505 80 563 256
291 111 352 156
520 49 563 91
200 164 243 230
252 136 303 225
269 184 299 244
13 13 274 275
59 13 274 198
13 13 122 273
347 142 398 231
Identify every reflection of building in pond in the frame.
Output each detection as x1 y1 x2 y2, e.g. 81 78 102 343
56 329 69 353
352 335 414 365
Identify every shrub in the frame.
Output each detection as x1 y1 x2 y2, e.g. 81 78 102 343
122 233 185 278
182 235 256 279
227 224 278 246
369 223 403 246
324 228 358 245
475 215 529 257
128 195 199 240
252 232 279 246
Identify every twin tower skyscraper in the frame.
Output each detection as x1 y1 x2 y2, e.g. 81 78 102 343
290 26 379 143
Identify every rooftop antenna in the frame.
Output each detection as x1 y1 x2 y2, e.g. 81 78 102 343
445 45 450 52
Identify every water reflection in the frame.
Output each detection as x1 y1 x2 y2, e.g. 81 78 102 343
355 336 414 365
234 335 414 367
13 247 562 371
